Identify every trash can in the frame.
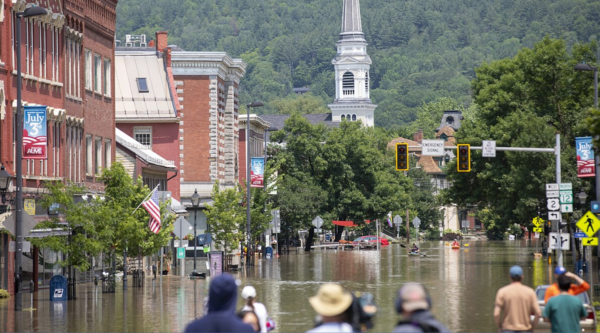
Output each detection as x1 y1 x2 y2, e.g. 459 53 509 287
265 247 273 259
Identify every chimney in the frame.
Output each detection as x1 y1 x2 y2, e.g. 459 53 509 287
165 47 172 68
413 130 423 144
155 31 168 52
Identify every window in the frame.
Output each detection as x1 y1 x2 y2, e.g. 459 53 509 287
104 139 112 169
352 114 357 121
365 71 369 93
342 72 354 95
136 78 149 93
95 137 102 174
94 54 101 93
134 127 152 148
104 59 111 97
340 114 346 121
84 50 92 90
86 135 92 175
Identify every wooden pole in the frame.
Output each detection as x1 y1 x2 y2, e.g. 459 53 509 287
406 209 410 244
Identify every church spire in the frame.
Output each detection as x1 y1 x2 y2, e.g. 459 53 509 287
341 0 362 33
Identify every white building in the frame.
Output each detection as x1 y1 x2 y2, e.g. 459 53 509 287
328 0 377 127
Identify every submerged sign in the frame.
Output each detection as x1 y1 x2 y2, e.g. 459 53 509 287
23 105 47 159
576 137 594 178
251 157 265 188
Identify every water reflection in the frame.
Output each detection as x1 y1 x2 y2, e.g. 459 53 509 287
0 240 560 332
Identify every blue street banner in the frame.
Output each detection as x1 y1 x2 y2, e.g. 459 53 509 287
251 157 265 188
576 136 594 178
23 105 47 159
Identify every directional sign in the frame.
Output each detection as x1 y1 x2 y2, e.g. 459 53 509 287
533 227 543 233
583 237 599 246
177 247 185 259
482 140 496 157
546 190 559 198
547 198 560 211
532 217 544 227
576 211 600 237
412 217 421 228
548 232 570 250
559 190 573 204
546 183 559 191
559 183 572 190
592 201 600 214
561 204 573 213
548 212 561 221
393 215 402 226
312 216 324 228
575 232 587 238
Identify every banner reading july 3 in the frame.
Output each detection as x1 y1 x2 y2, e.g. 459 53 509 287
576 136 594 178
23 105 47 159
250 157 265 188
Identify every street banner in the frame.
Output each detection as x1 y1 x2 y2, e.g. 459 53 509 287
23 105 47 159
251 157 265 188
576 136 594 178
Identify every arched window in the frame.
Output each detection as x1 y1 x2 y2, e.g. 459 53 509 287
341 114 346 120
342 72 354 96
352 114 357 121
365 71 369 93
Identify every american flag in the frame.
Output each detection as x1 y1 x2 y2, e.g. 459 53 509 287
142 186 161 234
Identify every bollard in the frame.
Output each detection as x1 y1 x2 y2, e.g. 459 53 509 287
29 280 34 309
94 275 98 286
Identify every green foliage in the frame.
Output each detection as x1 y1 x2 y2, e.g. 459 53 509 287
206 181 245 253
444 38 598 234
0 289 10 298
424 229 440 241
507 224 524 238
270 94 330 115
117 0 600 129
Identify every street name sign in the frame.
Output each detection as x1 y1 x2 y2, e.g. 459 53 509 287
583 237 599 246
561 204 573 213
547 198 560 211
575 232 586 238
546 183 559 191
576 211 600 237
533 227 543 233
548 232 570 250
548 212 561 221
482 140 496 157
421 140 445 156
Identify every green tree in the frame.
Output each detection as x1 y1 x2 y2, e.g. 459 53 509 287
205 181 245 253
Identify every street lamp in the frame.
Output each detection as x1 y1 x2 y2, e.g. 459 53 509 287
190 189 200 276
0 165 13 204
14 5 48 312
578 188 588 205
246 101 264 266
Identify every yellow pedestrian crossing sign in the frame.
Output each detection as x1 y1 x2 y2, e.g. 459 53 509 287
532 217 544 227
583 237 598 246
533 227 543 233
576 211 600 237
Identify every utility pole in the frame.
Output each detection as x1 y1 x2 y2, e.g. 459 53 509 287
556 133 563 267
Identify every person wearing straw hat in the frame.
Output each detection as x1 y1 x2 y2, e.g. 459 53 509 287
306 283 354 333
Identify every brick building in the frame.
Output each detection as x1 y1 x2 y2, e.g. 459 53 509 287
0 0 117 294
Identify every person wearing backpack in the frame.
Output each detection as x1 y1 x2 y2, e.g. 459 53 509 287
393 283 449 333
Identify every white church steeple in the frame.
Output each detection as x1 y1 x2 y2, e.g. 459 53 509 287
329 0 377 127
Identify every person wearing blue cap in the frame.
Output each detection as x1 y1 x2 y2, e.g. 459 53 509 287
543 266 589 303
494 266 541 333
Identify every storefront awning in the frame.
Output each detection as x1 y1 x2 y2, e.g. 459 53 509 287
332 221 357 227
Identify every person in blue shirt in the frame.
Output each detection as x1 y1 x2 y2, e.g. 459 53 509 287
543 274 587 333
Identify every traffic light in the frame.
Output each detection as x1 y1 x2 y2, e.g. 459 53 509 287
395 143 409 171
457 144 471 172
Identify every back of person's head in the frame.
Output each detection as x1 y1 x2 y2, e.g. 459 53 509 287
208 274 238 313
238 310 260 332
509 265 523 282
557 273 572 292
395 283 431 314
242 286 257 310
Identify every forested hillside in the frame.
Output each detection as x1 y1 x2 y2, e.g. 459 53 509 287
116 0 600 130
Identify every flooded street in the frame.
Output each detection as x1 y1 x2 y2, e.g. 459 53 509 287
0 240 565 332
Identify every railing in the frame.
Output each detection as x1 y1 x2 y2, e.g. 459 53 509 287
343 89 354 96
381 229 400 241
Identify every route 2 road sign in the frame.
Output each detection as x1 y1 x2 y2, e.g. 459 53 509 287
548 212 561 221
583 237 599 246
576 211 600 237
561 204 573 213
533 227 543 233
548 232 570 250
547 198 560 211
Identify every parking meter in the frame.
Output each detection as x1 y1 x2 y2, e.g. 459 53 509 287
29 280 33 293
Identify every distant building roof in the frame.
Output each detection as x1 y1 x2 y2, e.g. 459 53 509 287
436 110 463 132
115 50 178 121
387 137 421 152
293 87 310 94
417 155 443 174
116 128 176 169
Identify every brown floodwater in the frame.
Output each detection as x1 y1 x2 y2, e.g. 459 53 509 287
0 240 568 332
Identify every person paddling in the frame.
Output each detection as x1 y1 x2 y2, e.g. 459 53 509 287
410 243 419 253
451 239 459 247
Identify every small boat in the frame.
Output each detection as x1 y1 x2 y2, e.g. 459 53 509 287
451 246 460 250
408 252 420 256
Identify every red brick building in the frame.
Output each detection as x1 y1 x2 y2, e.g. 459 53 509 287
0 0 117 293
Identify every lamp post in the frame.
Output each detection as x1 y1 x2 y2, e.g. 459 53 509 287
190 189 200 275
575 62 599 275
14 5 48 312
0 165 14 203
246 101 264 266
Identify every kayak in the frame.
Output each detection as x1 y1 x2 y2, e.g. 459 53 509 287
451 246 460 250
408 252 420 256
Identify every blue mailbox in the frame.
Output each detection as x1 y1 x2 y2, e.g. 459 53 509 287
265 247 273 259
49 275 68 301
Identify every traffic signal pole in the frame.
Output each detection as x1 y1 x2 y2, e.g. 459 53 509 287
555 133 563 267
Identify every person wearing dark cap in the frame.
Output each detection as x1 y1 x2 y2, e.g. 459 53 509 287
184 274 254 333
544 266 589 303
393 283 449 333
494 265 541 333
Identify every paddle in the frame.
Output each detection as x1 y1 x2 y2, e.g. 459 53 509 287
399 244 407 248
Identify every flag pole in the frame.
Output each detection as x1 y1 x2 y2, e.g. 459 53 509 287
132 184 160 214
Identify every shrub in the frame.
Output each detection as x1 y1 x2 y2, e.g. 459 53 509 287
0 289 10 299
